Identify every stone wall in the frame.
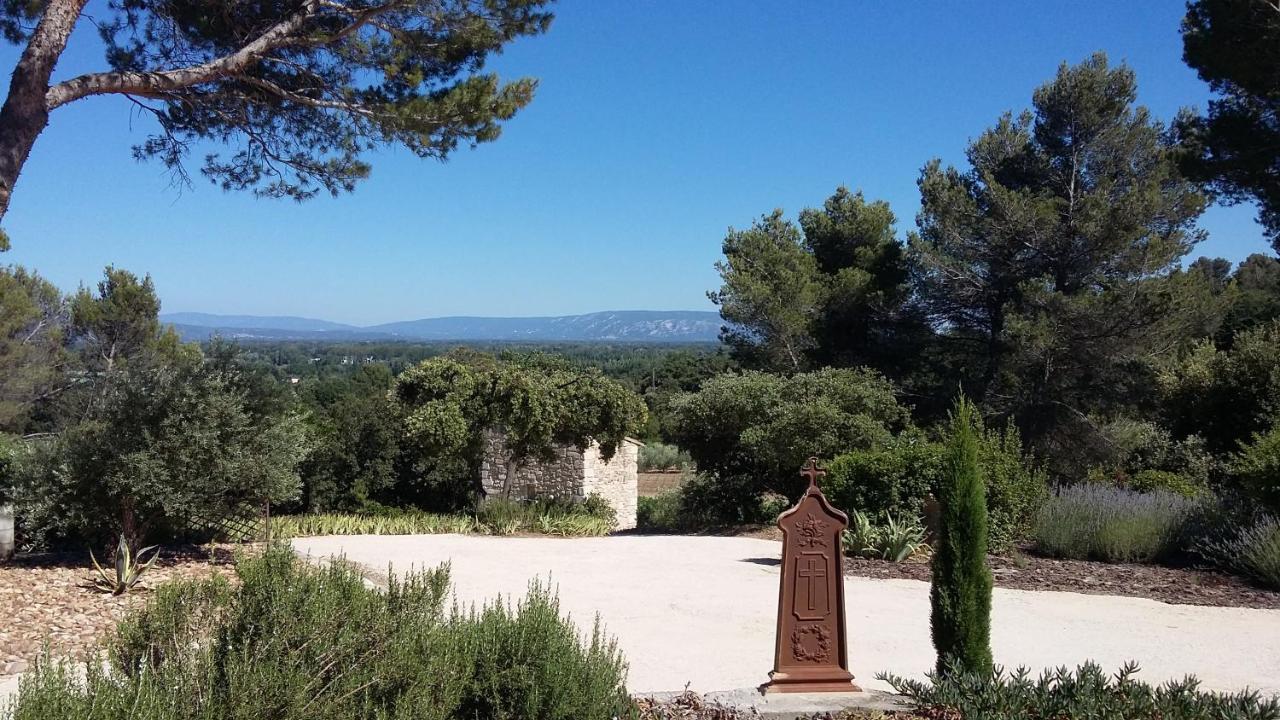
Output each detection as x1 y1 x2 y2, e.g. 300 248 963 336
477 431 639 530
583 442 638 531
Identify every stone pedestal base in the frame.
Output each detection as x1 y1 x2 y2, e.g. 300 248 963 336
763 668 860 694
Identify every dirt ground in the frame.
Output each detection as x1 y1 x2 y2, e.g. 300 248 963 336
0 546 242 676
638 471 684 496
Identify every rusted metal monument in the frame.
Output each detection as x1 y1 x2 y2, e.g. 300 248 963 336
763 457 860 693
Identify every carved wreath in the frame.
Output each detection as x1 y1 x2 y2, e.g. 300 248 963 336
790 624 832 663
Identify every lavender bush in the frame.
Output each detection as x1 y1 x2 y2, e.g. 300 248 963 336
1034 485 1198 563
1195 514 1280 590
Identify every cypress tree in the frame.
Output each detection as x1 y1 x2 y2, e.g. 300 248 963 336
930 396 994 676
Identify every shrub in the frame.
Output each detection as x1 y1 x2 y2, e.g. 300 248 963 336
1034 485 1197 563
272 495 617 539
12 346 308 550
637 442 691 472
826 419 1047 551
1128 469 1207 498
825 435 943 523
11 544 632 720
666 368 909 520
1195 514 1280 591
882 660 1280 720
637 491 683 532
930 398 993 677
976 419 1050 550
1160 319 1280 454
1232 424 1280 515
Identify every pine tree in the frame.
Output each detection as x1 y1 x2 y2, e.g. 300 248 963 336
930 396 994 676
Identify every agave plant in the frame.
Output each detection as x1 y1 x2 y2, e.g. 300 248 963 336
90 534 160 595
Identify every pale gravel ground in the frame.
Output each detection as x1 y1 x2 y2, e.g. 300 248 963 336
5 534 1277 709
293 534 1280 697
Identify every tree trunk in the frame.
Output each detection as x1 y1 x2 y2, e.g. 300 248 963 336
0 0 88 224
501 455 521 499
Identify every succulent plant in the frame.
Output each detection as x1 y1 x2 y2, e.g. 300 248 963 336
91 534 160 595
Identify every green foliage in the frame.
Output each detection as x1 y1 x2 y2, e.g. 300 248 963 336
826 420 1046 550
1034 485 1198 563
1160 320 1280 454
709 187 924 378
1232 424 1280 515
842 510 927 562
0 2 554 215
89 534 161 595
1179 0 1280 252
883 659 1280 720
296 365 403 512
1127 469 1208 498
69 267 178 374
636 491 685 532
394 351 647 501
1221 254 1280 343
1195 514 1280 591
667 368 909 521
913 54 1208 474
638 442 690 472
11 544 631 720
12 345 308 549
930 398 993 677
826 437 943 523
274 495 617 539
272 511 482 538
709 209 824 372
0 264 65 434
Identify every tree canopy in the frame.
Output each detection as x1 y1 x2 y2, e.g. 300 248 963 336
912 53 1209 464
0 0 555 237
709 187 920 378
1179 0 1280 253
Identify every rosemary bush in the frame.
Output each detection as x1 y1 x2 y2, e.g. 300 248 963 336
8 545 631 720
882 660 1280 720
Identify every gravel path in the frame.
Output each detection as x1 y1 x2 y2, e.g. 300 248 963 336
294 534 1280 696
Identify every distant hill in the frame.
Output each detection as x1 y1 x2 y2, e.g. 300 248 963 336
162 310 723 343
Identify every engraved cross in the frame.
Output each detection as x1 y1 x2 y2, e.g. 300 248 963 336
798 557 826 611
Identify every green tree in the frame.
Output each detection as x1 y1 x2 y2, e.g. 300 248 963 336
14 344 308 549
393 352 646 501
709 189 922 377
1160 319 1280 454
913 54 1208 466
1179 0 1280 252
709 210 824 372
70 267 178 374
0 264 66 433
297 364 401 512
800 187 925 375
1223 253 1280 343
666 368 909 520
930 397 993 676
0 0 554 236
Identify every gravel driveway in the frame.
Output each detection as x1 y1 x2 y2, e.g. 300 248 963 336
293 534 1280 696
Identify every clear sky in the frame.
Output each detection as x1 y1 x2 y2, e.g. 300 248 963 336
0 1 1271 326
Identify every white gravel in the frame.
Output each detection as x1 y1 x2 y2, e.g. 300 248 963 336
292 534 1280 696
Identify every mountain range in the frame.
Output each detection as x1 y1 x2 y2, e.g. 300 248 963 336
161 310 723 343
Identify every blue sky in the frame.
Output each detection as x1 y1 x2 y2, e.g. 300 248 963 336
0 1 1271 326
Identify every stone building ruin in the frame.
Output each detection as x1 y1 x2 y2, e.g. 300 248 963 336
478 431 641 530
